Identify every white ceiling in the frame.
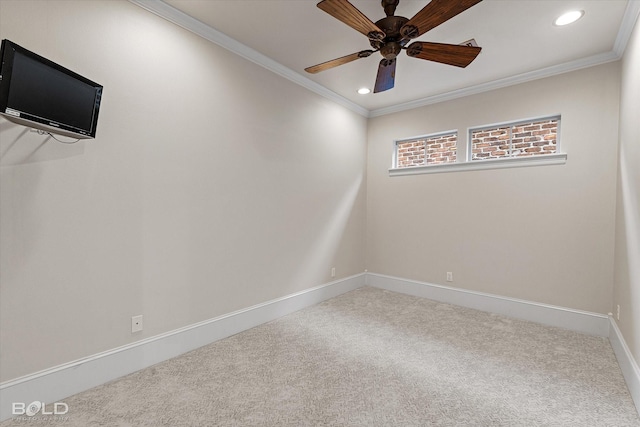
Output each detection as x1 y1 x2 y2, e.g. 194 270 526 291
147 0 635 115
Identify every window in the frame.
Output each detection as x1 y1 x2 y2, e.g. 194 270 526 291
395 131 457 168
389 115 565 176
470 116 560 161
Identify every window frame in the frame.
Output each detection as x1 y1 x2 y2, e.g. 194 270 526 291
389 115 566 177
392 129 458 169
468 115 562 162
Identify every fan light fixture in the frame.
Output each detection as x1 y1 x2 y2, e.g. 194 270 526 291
357 88 371 94
554 10 584 26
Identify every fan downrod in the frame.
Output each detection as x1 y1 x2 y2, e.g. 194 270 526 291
382 0 400 17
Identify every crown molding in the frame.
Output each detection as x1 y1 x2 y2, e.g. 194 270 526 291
127 0 370 118
370 1 639 118
614 0 640 56
130 0 638 120
369 50 620 117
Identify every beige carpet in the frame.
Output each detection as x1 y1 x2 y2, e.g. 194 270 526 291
4 287 639 426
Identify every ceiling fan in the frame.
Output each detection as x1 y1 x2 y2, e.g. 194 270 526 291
305 0 483 93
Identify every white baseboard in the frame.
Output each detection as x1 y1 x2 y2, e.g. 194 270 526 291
4 272 636 422
609 317 640 415
369 272 640 413
366 272 610 337
0 273 365 422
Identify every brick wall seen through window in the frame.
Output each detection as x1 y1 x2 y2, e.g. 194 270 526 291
396 132 457 168
471 117 559 161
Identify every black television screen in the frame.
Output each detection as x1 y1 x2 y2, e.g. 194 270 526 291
0 39 102 139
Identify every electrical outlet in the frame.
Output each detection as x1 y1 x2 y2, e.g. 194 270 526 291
616 305 620 321
131 315 143 333
331 267 336 278
446 272 453 282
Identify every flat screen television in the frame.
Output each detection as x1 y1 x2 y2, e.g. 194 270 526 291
0 39 103 139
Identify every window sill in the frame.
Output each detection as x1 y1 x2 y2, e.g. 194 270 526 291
389 153 567 176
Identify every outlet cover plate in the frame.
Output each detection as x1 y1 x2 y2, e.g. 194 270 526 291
131 315 143 333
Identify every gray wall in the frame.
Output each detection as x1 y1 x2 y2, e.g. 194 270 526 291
0 0 367 382
366 62 621 314
614 11 640 364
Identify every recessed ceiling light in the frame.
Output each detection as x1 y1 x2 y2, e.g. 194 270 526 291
357 88 371 95
554 10 584 26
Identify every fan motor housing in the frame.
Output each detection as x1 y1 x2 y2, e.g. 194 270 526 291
374 16 409 39
371 15 409 54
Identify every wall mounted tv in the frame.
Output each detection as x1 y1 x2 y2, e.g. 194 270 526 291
0 39 103 139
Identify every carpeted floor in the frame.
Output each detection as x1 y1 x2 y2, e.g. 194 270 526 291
3 287 639 426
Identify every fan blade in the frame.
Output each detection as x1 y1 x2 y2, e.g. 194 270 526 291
373 58 396 93
406 42 481 67
400 0 483 40
317 0 385 41
305 50 374 74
